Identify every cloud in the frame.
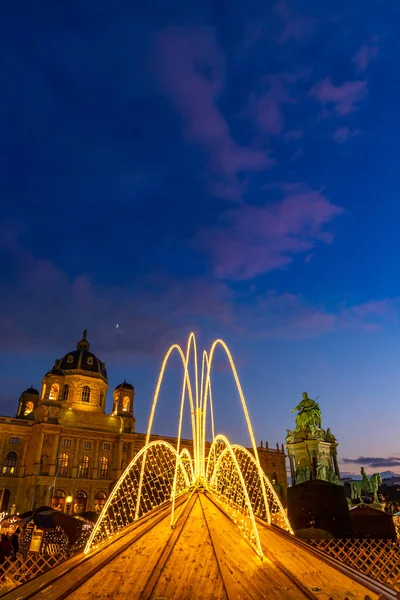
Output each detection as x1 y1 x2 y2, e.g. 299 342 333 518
352 43 379 72
154 27 272 200
195 188 343 280
0 228 234 357
273 1 317 43
249 76 294 135
342 456 400 468
311 77 368 115
237 291 400 339
333 127 361 143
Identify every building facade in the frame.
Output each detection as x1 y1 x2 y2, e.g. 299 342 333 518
0 332 287 514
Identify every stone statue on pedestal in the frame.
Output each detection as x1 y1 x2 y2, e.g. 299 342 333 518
291 392 322 435
286 392 341 486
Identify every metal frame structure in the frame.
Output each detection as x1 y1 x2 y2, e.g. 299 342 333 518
85 334 293 557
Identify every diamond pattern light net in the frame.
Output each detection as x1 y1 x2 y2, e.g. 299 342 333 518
85 334 293 557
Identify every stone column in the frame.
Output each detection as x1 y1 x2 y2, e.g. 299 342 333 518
92 440 100 478
127 441 134 465
113 440 123 478
48 432 60 477
18 436 29 477
34 432 45 475
332 447 340 477
72 438 80 477
288 451 296 485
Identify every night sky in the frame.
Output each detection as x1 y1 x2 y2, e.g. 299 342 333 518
1 1 400 477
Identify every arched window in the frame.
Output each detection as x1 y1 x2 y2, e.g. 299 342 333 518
51 489 66 512
62 384 69 401
41 384 46 399
73 490 87 513
99 392 104 408
58 453 69 476
81 386 91 402
122 396 130 411
94 491 107 512
99 456 109 478
24 401 34 416
2 452 17 475
78 455 90 478
49 384 59 400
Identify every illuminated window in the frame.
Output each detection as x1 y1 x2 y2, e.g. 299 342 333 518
58 453 69 476
94 491 107 512
84 441 91 449
2 452 17 475
51 489 66 512
49 384 59 400
78 455 90 478
9 438 20 445
122 396 130 411
99 456 109 478
24 401 34 416
73 490 87 513
41 384 46 399
103 443 110 451
81 386 91 403
62 384 69 401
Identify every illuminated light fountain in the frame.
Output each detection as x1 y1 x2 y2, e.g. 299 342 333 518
85 334 293 558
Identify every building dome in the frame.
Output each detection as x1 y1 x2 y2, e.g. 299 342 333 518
22 387 39 395
45 368 65 377
54 331 108 381
114 380 134 391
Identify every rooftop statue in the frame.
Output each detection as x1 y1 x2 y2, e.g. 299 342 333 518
291 392 322 434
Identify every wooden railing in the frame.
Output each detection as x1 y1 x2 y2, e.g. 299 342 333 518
305 538 400 592
0 551 69 595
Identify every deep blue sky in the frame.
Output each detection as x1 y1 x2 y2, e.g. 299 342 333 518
1 0 400 476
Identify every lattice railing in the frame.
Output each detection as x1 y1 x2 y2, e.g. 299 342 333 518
305 538 400 591
0 551 68 595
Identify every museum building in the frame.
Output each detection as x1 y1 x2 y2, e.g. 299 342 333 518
0 332 287 514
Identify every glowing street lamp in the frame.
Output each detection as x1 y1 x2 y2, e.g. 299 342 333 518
66 495 73 514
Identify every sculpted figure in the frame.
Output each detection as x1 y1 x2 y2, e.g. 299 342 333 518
285 429 294 444
325 428 336 443
291 392 322 432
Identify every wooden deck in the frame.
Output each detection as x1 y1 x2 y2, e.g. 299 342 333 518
2 491 393 600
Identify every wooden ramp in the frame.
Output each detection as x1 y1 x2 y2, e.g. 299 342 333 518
3 491 395 600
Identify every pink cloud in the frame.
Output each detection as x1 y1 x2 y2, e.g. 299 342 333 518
273 1 317 42
196 188 343 280
242 292 400 340
352 43 379 72
333 127 362 143
0 230 235 355
311 77 367 115
249 76 294 135
154 27 272 200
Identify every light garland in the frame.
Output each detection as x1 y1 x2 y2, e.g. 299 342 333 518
85 334 293 558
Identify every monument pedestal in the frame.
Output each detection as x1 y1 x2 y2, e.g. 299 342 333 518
286 438 340 485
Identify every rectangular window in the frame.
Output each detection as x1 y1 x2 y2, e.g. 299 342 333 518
10 438 20 445
63 439 72 447
84 441 92 449
103 443 110 451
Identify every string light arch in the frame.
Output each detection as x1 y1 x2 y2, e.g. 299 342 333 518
85 334 293 557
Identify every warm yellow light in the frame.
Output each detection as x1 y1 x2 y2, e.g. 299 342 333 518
66 496 73 504
84 333 293 558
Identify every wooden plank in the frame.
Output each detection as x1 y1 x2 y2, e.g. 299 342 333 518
200 492 311 600
152 495 227 600
257 522 380 600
